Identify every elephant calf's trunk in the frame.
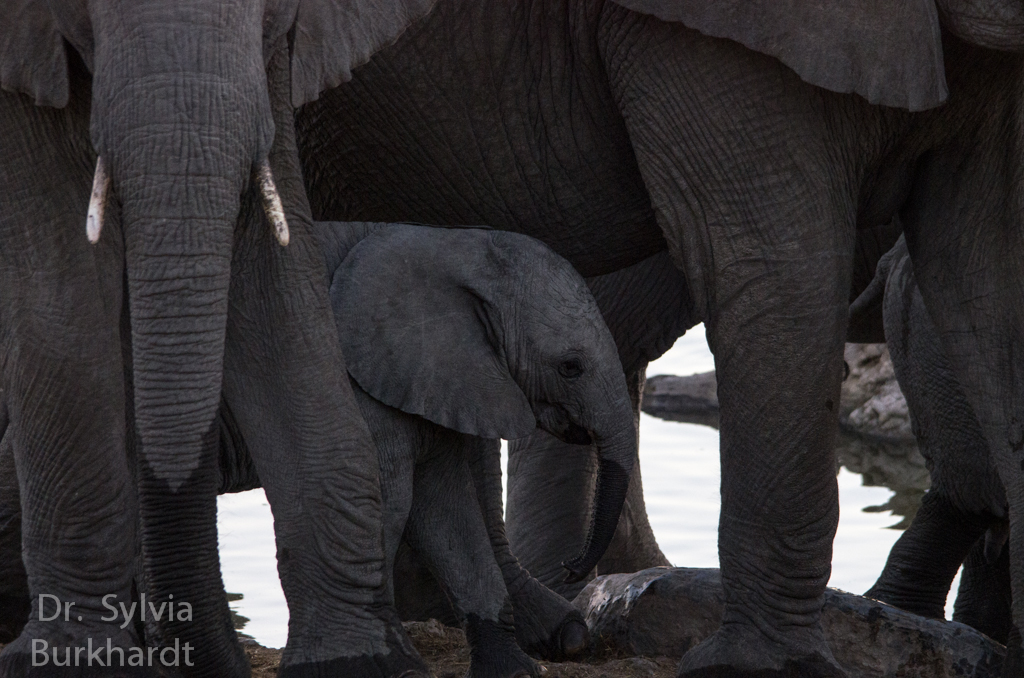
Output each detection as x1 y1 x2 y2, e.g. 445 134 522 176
562 426 634 584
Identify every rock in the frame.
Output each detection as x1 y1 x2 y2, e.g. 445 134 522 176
575 567 1005 678
840 344 913 443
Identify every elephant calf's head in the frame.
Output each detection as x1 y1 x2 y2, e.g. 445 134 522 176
330 223 637 584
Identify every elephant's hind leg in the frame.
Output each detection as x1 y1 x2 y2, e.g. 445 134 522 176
471 437 590 661
953 531 1012 644
405 433 539 678
865 490 989 618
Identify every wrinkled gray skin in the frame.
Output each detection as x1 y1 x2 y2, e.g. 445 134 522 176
322 222 636 675
0 1 439 676
862 237 1012 645
507 221 902 603
296 0 1024 673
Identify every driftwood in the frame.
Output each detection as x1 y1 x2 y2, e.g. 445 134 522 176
643 344 912 441
575 567 1005 678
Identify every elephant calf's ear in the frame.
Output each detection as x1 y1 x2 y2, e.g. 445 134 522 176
288 0 439 108
332 227 538 440
0 1 70 107
610 0 948 111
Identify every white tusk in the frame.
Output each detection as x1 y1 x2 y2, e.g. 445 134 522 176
86 156 111 244
255 160 290 246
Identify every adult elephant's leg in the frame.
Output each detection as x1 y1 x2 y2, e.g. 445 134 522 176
0 83 145 673
468 438 589 661
219 47 425 677
866 242 1003 620
865 491 989 617
953 532 1012 644
901 146 1024 668
0 425 28 644
507 368 668 601
603 10 853 674
405 433 537 678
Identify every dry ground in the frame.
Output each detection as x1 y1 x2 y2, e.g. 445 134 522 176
3 621 678 677
243 620 678 677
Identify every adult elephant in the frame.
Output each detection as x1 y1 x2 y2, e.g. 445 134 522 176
296 1 1024 674
0 1 438 676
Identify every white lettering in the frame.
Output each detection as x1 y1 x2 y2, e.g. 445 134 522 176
160 639 179 667
87 638 105 666
100 594 118 622
106 638 124 667
176 602 193 622
31 639 48 666
38 594 61 622
148 601 167 621
118 602 137 629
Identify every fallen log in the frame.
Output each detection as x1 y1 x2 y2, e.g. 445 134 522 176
574 567 1004 678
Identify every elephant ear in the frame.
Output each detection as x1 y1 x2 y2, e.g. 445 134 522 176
288 0 438 107
332 226 537 439
611 0 947 111
0 0 70 107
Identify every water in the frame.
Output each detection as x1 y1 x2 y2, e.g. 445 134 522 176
218 324 944 649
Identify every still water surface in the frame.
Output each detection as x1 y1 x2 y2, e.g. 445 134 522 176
217 325 940 649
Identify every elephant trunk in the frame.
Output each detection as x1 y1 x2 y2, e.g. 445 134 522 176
562 419 635 584
94 45 269 673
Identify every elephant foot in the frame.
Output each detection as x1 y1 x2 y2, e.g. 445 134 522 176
465 615 540 678
0 624 171 677
278 611 429 678
507 575 589 661
677 624 846 678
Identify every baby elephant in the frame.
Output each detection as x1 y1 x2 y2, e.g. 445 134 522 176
856 236 1011 644
323 223 637 678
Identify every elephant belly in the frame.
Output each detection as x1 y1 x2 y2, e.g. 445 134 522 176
296 0 667 277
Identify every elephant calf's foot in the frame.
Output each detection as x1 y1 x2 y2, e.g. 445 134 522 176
465 615 541 678
676 624 846 678
0 623 168 677
507 575 588 661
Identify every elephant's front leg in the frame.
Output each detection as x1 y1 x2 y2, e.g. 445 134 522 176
688 242 849 678
218 47 425 678
405 434 538 678
0 424 28 644
604 11 855 675
469 437 589 661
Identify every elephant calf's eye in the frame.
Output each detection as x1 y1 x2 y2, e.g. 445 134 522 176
558 358 584 379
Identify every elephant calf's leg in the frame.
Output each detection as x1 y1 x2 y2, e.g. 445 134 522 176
406 434 538 678
865 490 990 618
469 438 589 661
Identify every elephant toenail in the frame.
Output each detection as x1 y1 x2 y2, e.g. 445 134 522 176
560 619 590 657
